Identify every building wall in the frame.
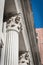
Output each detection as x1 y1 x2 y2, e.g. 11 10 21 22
4 0 17 14
20 0 41 65
36 28 43 64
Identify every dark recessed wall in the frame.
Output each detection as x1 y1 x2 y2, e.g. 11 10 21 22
3 0 17 21
19 31 26 51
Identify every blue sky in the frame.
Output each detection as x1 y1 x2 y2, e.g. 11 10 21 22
30 0 43 28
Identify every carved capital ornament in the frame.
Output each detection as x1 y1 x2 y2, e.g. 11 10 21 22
6 15 22 33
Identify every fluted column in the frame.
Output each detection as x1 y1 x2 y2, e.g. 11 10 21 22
4 15 22 65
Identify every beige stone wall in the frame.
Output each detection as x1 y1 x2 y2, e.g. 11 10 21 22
36 28 43 64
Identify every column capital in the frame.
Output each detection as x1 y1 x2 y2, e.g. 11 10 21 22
6 14 22 32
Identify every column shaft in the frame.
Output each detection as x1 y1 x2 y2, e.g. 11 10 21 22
4 30 19 65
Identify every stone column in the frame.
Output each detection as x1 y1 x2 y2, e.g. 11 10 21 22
4 15 22 65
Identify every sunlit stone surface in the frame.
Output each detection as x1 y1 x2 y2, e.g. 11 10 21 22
36 28 43 64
